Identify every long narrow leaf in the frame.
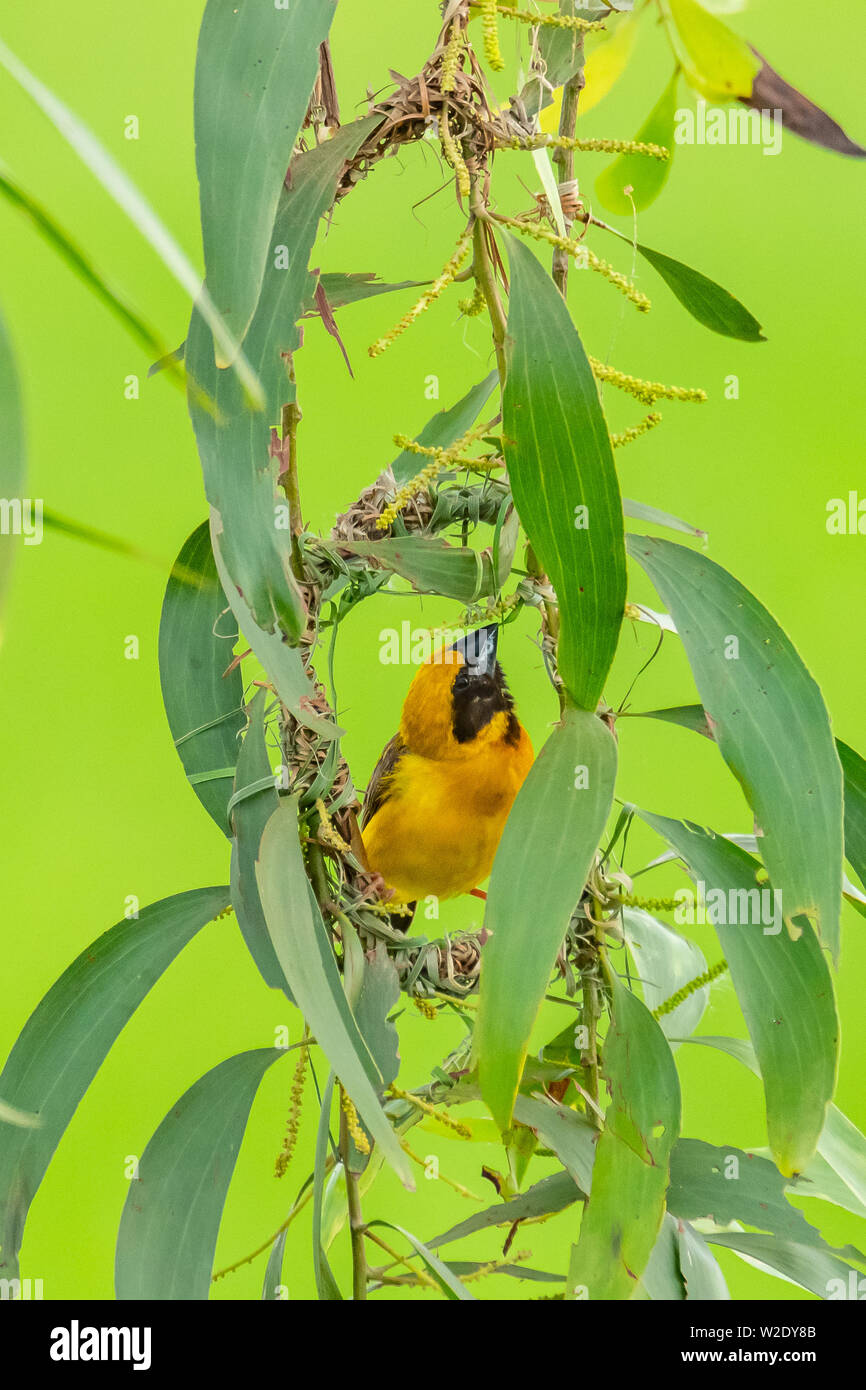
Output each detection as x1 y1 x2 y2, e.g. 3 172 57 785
115 1047 283 1298
0 886 230 1279
0 305 25 640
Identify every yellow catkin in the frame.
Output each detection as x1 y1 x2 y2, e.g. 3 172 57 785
213 904 234 920
389 1084 472 1138
508 134 669 161
377 423 489 530
341 1087 371 1154
495 214 650 311
314 798 350 855
480 0 504 71
617 892 681 913
611 413 663 448
653 959 729 1020
438 107 471 199
589 356 707 406
275 1040 309 1178
480 3 605 32
369 229 472 358
363 899 416 919
463 1250 531 1282
413 996 439 1020
458 283 486 317
454 592 522 630
440 25 463 93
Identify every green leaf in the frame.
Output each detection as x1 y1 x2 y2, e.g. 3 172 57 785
391 372 499 487
115 1047 283 1298
705 1231 862 1300
261 1230 288 1300
0 161 198 406
353 944 401 1091
623 498 706 540
0 36 262 406
503 235 626 709
837 740 866 891
158 521 246 834
194 0 337 360
621 907 709 1046
0 1101 40 1130
665 0 760 99
0 304 25 639
187 119 377 651
668 1139 826 1245
476 705 617 1130
640 1213 686 1300
229 688 292 994
302 271 426 317
602 224 765 340
579 10 641 116
512 1095 596 1193
312 1072 342 1300
365 1221 476 1301
628 535 844 960
677 1221 731 1299
210 523 341 741
570 974 681 1300
338 535 499 604
426 1170 581 1249
596 69 678 215
0 886 230 1279
254 799 412 1187
638 815 838 1176
686 1033 866 1217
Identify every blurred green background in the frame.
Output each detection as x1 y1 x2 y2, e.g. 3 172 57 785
1 0 864 1300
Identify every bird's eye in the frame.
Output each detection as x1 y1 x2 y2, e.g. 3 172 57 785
453 666 471 691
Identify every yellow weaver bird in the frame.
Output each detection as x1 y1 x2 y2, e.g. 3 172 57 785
360 625 533 910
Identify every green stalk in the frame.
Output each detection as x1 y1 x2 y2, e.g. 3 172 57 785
552 50 585 296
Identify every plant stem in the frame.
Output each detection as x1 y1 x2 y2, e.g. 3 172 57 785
339 1105 368 1300
280 388 305 582
469 178 508 382
552 51 585 296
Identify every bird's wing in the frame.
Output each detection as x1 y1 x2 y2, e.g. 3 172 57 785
360 733 408 828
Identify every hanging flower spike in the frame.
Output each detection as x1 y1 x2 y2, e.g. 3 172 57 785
368 227 472 358
589 357 707 407
506 133 670 162
472 2 605 33
377 422 491 530
440 23 464 94
439 106 471 199
494 213 651 311
480 0 504 72
652 959 729 1020
611 412 663 448
340 1086 371 1155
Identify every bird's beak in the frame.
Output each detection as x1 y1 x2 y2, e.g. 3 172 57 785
451 623 499 677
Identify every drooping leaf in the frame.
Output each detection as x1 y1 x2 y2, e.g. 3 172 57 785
158 521 245 834
312 1071 342 1300
0 305 25 639
254 799 412 1187
115 1047 283 1298
596 68 678 214
666 0 760 99
210 523 341 741
426 1169 582 1249
0 886 230 1279
194 0 337 359
338 535 499 604
0 36 261 405
668 1139 826 1245
628 535 844 959
512 1095 597 1193
261 1230 288 1300
188 119 378 655
705 1231 863 1300
391 372 499 487
602 224 765 340
623 498 706 540
302 271 425 318
366 1221 476 1301
229 688 292 993
640 1213 686 1300
503 235 626 709
353 944 401 1091
744 53 866 159
571 974 681 1300
837 740 866 891
0 162 196 404
638 813 838 1176
677 1220 731 1299
621 906 710 1046
686 1033 866 1215
477 706 617 1130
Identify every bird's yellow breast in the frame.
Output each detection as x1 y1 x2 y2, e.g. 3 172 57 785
362 711 533 903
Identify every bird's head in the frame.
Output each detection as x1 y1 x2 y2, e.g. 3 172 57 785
398 624 521 760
